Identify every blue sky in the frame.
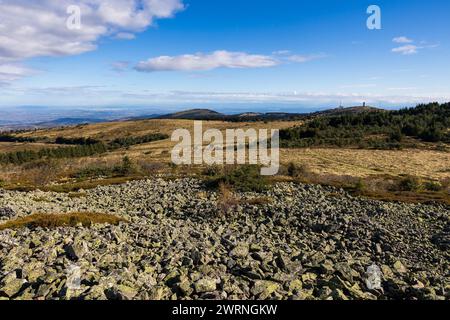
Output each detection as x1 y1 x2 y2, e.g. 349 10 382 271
0 0 449 112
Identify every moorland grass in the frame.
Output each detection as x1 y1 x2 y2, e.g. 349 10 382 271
0 212 127 231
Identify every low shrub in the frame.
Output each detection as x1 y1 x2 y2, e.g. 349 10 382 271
353 179 366 193
397 176 421 192
202 165 223 177
73 166 114 178
25 160 60 186
73 157 139 179
138 161 165 175
114 156 138 176
424 181 443 192
286 162 310 178
206 165 268 192
389 129 404 142
217 183 240 215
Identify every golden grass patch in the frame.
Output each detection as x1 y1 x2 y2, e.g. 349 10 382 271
0 142 61 153
243 197 273 206
67 192 87 198
0 212 127 231
279 147 450 180
32 196 51 203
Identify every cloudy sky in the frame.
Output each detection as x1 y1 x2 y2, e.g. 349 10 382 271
0 0 449 111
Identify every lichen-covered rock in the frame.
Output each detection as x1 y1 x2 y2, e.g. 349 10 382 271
251 280 279 299
393 261 407 274
194 278 217 293
0 273 26 298
229 243 249 259
64 241 88 261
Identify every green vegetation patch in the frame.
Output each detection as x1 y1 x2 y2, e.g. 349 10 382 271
204 165 269 192
55 137 101 145
0 134 37 143
280 102 450 149
73 156 138 179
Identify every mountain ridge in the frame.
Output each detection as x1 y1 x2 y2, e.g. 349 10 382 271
156 105 385 121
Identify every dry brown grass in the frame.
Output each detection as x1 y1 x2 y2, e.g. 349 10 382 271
279 147 450 180
32 196 51 203
243 197 273 206
0 142 60 153
17 119 302 142
67 192 87 198
5 119 448 183
356 190 450 205
287 171 450 205
0 212 127 231
3 175 145 193
2 119 449 207
2 119 303 186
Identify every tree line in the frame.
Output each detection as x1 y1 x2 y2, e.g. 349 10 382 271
0 133 169 165
280 102 450 149
54 137 101 145
0 134 99 145
109 133 169 148
0 135 37 143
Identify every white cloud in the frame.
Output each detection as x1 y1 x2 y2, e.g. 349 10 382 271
272 50 291 55
393 36 413 44
287 54 327 63
135 51 279 72
0 0 184 81
340 84 377 89
3 86 450 108
387 87 418 91
135 50 328 72
117 90 450 106
0 64 35 84
111 61 130 72
392 45 420 55
115 32 136 40
391 37 439 55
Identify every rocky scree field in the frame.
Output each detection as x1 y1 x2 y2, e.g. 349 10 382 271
0 178 448 300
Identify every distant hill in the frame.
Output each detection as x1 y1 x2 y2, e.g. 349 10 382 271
157 109 225 120
157 108 308 121
312 105 383 117
35 117 108 127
